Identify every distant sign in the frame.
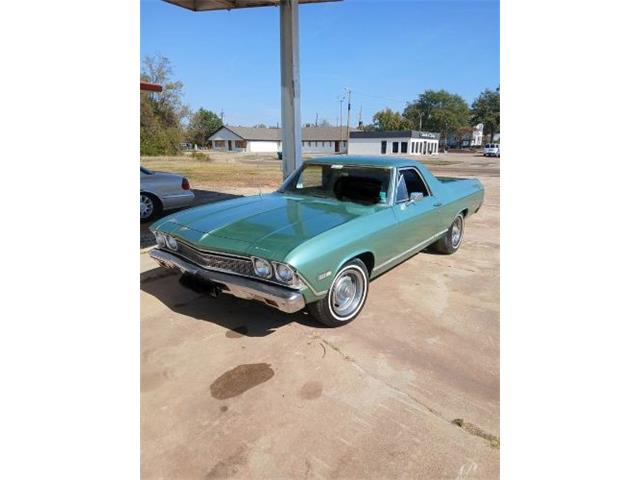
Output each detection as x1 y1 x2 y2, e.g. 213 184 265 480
419 132 438 139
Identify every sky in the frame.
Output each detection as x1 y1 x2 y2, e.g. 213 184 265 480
141 0 499 127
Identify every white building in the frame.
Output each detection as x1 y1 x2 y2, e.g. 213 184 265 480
208 126 349 154
446 123 484 148
348 130 440 156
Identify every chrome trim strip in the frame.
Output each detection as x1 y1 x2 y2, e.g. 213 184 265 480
149 249 306 314
372 229 449 272
297 273 328 297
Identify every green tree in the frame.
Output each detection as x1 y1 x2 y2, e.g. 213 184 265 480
371 108 412 131
187 108 223 147
470 88 500 142
140 54 188 155
403 89 470 142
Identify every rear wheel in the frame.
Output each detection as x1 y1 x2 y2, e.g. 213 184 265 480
308 259 369 327
140 193 162 223
432 213 465 254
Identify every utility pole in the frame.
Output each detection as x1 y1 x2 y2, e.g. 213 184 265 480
358 105 362 129
345 88 352 150
338 96 344 147
315 112 318 127
220 108 224 124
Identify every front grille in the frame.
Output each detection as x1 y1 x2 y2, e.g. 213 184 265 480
173 242 255 277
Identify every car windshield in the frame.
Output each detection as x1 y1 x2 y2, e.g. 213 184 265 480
281 163 392 205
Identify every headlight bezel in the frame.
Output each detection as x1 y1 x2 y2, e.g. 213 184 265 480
272 261 303 288
153 231 167 248
252 256 273 279
273 262 294 283
165 235 179 251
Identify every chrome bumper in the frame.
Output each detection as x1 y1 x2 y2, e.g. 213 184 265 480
149 249 306 314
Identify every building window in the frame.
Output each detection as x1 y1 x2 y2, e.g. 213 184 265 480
381 141 387 154
214 140 225 149
235 140 247 149
392 142 399 153
401 142 408 153
411 143 415 153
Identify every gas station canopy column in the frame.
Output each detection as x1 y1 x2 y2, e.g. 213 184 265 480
162 0 342 179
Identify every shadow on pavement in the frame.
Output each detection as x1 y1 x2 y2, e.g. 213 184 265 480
140 189 242 249
141 272 324 337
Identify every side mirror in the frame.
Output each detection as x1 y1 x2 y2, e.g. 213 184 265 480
408 192 424 204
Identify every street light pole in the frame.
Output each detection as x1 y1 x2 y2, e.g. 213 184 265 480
345 88 351 152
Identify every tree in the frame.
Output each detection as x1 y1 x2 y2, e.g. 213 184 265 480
371 108 412 131
140 54 188 155
187 108 223 147
403 89 470 142
470 88 500 142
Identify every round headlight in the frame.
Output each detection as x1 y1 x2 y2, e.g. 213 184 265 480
253 258 272 278
166 236 178 251
275 263 294 283
154 232 166 248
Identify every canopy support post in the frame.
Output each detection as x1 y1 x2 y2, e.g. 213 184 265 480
279 0 302 180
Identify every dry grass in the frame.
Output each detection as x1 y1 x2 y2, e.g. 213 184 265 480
141 151 467 190
141 154 283 189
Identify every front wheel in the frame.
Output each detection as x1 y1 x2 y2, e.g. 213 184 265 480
432 213 465 254
308 259 369 327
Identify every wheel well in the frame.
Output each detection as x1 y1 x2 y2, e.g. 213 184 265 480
351 252 375 276
460 208 469 217
141 191 161 206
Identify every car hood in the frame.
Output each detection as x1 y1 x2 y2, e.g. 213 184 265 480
154 193 378 261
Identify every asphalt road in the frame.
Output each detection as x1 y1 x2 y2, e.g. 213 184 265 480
140 160 500 478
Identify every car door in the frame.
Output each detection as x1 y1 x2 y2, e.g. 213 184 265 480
391 167 443 255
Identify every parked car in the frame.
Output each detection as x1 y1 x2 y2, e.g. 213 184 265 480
483 143 500 157
140 166 195 222
149 156 484 327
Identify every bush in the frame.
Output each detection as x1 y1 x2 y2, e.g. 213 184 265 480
190 151 209 161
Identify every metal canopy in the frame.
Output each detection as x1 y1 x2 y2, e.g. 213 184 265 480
163 0 338 12
162 0 342 179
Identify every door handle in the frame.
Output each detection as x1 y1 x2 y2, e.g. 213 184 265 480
433 202 442 207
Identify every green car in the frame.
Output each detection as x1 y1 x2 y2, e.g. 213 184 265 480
149 156 484 327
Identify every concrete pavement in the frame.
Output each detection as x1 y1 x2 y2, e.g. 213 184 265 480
140 171 499 479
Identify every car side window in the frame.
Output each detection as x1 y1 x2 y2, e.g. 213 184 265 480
396 174 409 203
396 168 429 203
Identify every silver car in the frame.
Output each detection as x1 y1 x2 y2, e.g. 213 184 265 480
140 166 195 222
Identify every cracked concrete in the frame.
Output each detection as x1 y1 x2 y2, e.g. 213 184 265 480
141 168 499 479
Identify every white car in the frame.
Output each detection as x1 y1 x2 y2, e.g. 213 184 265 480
483 144 500 157
140 166 195 222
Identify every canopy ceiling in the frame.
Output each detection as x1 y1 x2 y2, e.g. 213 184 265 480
163 0 339 12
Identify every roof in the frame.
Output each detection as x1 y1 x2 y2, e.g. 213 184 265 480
350 130 440 140
305 155 423 168
163 0 340 11
140 81 162 92
210 125 358 142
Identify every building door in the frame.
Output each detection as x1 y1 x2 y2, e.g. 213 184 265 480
227 140 233 151
334 141 340 153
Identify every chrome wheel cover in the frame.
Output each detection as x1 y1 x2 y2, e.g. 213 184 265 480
140 194 154 219
451 215 463 248
330 268 366 319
